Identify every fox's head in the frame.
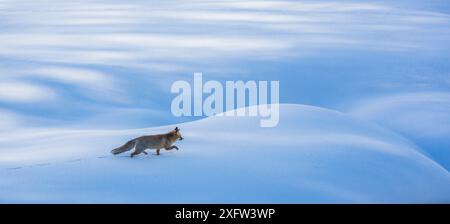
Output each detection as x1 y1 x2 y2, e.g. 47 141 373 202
174 127 183 141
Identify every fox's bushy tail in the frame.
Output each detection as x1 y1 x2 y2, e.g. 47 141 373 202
111 139 136 155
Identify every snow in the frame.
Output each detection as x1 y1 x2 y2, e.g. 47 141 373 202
1 104 449 203
350 92 450 170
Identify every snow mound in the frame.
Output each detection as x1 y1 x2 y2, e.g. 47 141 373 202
0 104 449 203
351 92 450 170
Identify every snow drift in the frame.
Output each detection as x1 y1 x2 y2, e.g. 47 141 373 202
351 92 450 171
0 104 449 203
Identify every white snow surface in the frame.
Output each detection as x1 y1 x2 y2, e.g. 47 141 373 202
1 104 449 203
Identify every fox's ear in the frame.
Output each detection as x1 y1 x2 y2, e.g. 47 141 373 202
175 127 179 132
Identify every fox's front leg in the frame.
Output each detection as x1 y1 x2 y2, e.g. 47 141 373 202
156 149 161 155
165 145 179 151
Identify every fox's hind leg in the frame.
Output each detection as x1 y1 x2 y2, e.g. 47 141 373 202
130 150 139 157
131 143 145 158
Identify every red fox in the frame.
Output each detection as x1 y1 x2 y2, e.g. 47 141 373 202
111 127 184 157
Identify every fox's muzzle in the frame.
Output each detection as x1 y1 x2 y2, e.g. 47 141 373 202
179 137 184 141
